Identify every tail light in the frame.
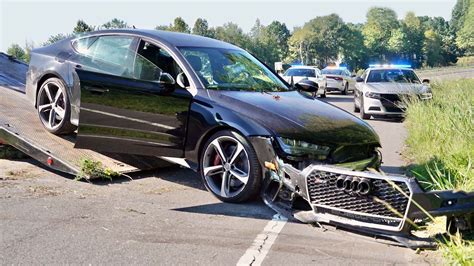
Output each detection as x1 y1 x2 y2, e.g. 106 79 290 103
327 76 343 81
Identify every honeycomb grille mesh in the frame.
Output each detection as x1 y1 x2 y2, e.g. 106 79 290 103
307 170 410 219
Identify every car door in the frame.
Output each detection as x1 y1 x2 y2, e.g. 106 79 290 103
74 36 193 157
345 70 355 90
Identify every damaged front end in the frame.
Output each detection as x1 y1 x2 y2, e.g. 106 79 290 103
250 136 474 249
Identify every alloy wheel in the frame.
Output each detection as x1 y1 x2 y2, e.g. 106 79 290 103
38 81 66 130
202 136 250 198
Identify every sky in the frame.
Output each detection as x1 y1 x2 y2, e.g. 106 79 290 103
0 0 457 52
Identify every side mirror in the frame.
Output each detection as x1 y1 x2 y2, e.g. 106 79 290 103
176 72 190 89
351 74 356 78
356 77 364 83
159 72 175 85
422 78 430 84
296 80 318 92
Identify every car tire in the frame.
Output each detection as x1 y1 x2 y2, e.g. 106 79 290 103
36 77 76 135
354 97 360 113
360 97 370 120
342 83 348 95
320 88 327 98
200 130 261 203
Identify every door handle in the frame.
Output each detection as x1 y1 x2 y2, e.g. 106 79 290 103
75 64 83 69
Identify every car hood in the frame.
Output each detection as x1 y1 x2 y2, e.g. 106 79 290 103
210 90 380 147
365 83 430 94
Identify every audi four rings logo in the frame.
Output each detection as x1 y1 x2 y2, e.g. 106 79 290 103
335 176 373 195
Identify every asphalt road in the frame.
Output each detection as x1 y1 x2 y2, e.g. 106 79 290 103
0 89 439 265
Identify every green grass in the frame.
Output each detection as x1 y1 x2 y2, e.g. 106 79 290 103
76 158 119 181
404 79 474 264
457 56 474 67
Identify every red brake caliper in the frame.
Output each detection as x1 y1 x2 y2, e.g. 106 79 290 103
213 154 222 166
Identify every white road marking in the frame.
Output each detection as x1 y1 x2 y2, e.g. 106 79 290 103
237 213 288 266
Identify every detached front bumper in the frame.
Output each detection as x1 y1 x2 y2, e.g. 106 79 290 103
250 137 474 248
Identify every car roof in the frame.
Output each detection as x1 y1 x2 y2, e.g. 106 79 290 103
368 67 413 71
322 67 346 70
77 29 241 50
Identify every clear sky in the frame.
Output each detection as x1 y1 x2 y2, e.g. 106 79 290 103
0 0 457 51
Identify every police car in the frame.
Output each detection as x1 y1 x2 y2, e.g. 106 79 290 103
353 65 432 119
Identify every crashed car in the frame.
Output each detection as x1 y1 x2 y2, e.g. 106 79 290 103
354 65 433 120
26 29 473 247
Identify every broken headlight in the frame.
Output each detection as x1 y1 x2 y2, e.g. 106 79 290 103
277 137 330 159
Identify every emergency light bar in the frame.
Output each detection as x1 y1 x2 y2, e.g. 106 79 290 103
369 64 411 68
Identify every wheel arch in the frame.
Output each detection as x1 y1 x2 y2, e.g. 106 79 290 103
195 124 256 171
34 71 67 108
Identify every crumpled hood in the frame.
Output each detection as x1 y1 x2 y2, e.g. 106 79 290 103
210 90 380 147
366 83 430 94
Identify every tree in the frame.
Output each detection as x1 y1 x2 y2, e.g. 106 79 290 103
289 14 347 66
400 12 424 67
171 17 190 33
192 18 214 37
456 0 474 54
363 7 400 61
451 0 471 32
102 18 129 29
24 41 34 63
7 44 26 60
423 29 444 67
420 16 458 65
266 21 290 61
214 23 251 50
340 23 369 70
287 26 313 65
42 33 69 46
73 19 94 34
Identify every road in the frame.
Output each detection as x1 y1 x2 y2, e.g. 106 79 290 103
0 88 438 265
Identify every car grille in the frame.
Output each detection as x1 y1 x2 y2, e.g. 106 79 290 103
306 170 411 227
380 94 404 112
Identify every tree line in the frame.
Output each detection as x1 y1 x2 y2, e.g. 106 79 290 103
6 0 474 71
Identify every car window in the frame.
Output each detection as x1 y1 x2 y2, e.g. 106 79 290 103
284 68 316 77
73 35 135 78
134 40 182 84
321 69 344 75
367 69 420 83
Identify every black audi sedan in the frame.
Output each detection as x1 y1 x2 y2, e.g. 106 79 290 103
25 29 381 203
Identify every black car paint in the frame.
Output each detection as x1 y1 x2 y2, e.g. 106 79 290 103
21 29 474 247
26 29 381 168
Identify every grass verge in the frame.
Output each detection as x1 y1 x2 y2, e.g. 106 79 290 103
404 79 474 264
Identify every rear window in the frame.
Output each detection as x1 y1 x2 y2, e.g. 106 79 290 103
284 68 316 77
322 69 344 75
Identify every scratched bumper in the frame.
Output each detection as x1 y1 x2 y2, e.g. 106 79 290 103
250 136 474 248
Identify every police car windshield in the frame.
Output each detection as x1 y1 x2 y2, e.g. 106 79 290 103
367 69 420 83
321 69 344 75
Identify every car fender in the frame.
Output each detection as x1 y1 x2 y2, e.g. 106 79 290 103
184 98 273 168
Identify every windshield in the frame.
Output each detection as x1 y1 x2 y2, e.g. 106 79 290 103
284 68 316 77
179 47 289 92
367 69 420 83
321 69 344 75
